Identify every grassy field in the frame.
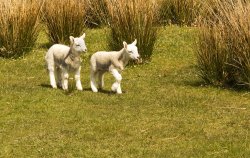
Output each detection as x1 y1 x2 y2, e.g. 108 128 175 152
0 26 249 157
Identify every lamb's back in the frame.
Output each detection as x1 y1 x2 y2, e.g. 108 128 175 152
91 51 118 71
49 44 70 59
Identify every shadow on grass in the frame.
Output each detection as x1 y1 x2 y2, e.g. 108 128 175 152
83 88 118 95
40 83 75 95
166 65 249 92
99 89 118 95
40 83 52 88
39 84 118 95
183 80 206 87
183 79 250 93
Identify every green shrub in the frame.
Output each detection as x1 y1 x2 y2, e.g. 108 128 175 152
105 0 159 61
42 0 87 44
197 0 250 89
0 0 42 58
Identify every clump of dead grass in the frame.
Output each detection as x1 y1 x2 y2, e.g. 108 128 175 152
197 0 250 89
0 0 42 58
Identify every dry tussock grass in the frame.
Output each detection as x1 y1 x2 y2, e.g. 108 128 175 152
105 0 159 61
158 0 201 26
197 0 250 89
42 0 87 44
0 0 42 58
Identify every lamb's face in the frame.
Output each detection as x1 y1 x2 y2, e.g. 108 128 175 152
126 39 140 60
70 33 87 53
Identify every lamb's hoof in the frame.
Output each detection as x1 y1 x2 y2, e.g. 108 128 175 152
116 87 122 94
52 85 57 89
111 87 117 92
111 83 119 92
62 87 68 91
117 91 122 94
77 87 83 91
91 88 98 93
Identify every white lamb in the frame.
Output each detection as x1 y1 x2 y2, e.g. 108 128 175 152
45 33 87 91
90 39 140 94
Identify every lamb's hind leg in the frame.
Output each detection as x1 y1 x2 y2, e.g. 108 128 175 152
48 65 57 89
75 67 83 91
97 71 105 90
111 69 122 94
61 68 69 90
90 70 98 92
55 67 62 88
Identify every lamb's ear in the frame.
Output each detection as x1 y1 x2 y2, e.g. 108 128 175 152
69 36 74 43
123 41 128 49
80 33 86 39
132 39 137 46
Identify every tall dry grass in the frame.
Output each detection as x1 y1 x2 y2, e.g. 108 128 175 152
0 0 42 58
158 0 201 26
197 0 250 89
85 0 108 28
105 0 159 61
42 0 87 44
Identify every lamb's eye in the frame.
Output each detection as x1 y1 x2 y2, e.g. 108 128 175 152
128 51 133 54
76 44 80 46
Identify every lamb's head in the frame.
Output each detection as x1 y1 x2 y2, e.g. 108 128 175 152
70 33 87 53
123 39 140 60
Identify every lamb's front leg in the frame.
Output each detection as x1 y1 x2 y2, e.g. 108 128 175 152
111 69 122 94
62 68 69 90
112 59 124 71
49 70 57 89
75 67 83 91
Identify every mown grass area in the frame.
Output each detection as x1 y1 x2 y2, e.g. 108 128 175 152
0 26 249 157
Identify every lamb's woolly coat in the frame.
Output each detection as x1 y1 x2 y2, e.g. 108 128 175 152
90 48 130 73
45 34 87 90
90 40 140 94
45 44 81 72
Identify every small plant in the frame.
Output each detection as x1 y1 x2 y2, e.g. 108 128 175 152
0 0 42 58
42 0 87 44
158 0 201 26
197 0 250 89
105 0 159 61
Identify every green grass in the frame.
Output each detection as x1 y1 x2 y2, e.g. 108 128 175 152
0 26 249 157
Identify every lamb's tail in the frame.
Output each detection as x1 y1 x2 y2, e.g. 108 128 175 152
45 48 55 72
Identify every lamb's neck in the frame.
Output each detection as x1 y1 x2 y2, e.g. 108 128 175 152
64 48 81 70
117 48 130 67
67 48 81 61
